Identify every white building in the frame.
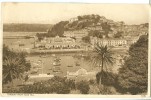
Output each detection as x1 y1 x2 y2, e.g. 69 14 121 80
90 37 127 47
66 68 96 81
35 36 81 49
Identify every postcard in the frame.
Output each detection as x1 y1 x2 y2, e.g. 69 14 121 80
1 2 150 98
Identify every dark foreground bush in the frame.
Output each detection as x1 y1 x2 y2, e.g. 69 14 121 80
96 71 117 86
99 85 117 94
14 76 74 94
76 80 90 94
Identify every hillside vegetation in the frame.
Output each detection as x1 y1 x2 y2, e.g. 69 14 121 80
33 14 148 40
47 14 114 37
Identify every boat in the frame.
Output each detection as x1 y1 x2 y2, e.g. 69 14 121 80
19 44 25 46
47 73 51 75
53 62 61 66
30 69 38 74
67 65 73 67
54 57 61 61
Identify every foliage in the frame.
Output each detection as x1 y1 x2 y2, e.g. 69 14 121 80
48 21 69 37
114 31 123 38
89 79 96 85
82 36 90 43
65 79 76 90
89 85 100 94
96 71 117 86
15 76 76 94
3 45 31 84
90 44 115 94
77 14 100 22
117 35 148 94
36 33 48 41
61 14 112 31
99 85 117 94
76 80 90 94
88 30 103 38
101 22 112 35
92 44 114 72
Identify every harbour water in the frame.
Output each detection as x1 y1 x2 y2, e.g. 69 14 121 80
3 32 127 79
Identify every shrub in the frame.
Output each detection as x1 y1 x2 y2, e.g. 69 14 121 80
99 85 117 95
51 82 70 94
76 80 90 94
96 71 117 86
16 76 72 94
65 79 76 90
89 79 96 85
89 85 100 94
47 76 71 94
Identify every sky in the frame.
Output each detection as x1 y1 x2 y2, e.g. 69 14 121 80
2 3 149 25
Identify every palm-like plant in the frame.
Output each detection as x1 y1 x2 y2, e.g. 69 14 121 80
3 55 26 86
94 44 114 71
92 44 114 85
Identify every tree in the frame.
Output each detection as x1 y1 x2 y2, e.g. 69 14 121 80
93 44 114 72
82 36 90 43
3 45 31 85
92 44 114 86
88 30 103 38
101 22 112 37
48 21 69 37
114 31 123 38
117 35 148 94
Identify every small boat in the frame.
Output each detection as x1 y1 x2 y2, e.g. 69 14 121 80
30 70 38 74
67 65 73 67
47 73 51 75
53 62 61 66
54 57 61 61
54 59 61 62
53 69 59 72
19 44 25 46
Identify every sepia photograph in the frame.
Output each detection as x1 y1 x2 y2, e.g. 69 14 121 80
1 2 150 97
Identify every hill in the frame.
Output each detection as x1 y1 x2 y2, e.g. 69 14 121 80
47 14 148 38
47 14 117 37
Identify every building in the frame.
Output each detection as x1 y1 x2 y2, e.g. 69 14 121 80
35 36 81 49
66 68 96 81
125 37 139 45
90 37 127 47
